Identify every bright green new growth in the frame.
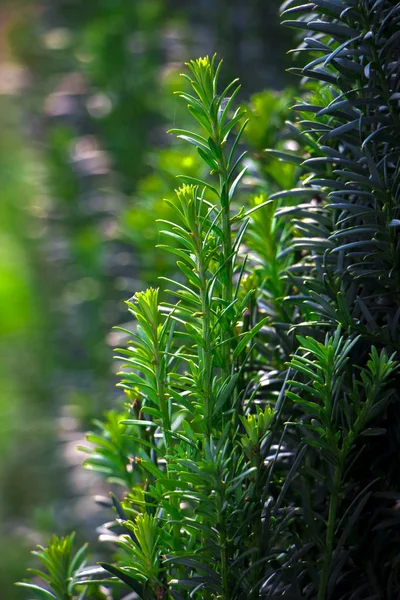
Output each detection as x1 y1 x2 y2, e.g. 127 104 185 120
90 55 271 600
93 56 275 599
20 55 277 600
16 533 88 600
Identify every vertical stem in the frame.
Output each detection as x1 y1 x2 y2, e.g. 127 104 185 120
215 125 234 383
220 535 229 600
221 198 233 383
318 461 342 600
218 482 230 600
155 335 182 553
249 452 263 598
208 81 235 600
198 241 214 436
153 328 172 463
221 198 233 301
157 375 172 456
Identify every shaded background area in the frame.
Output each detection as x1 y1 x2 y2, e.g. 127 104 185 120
0 1 294 597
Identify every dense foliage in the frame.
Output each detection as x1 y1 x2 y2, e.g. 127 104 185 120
1 2 291 597
18 0 400 599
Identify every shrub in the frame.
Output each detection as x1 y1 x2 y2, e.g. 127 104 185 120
18 1 400 598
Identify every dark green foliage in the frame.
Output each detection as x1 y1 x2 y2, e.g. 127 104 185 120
281 0 400 346
263 1 400 597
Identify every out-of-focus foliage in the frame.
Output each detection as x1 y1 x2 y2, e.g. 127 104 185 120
0 95 59 598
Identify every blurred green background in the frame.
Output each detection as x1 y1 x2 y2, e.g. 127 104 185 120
0 1 294 596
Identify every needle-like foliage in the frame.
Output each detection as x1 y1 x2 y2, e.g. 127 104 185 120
18 2 400 599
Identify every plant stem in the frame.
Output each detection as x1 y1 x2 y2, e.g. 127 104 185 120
197 232 214 436
220 536 230 600
218 483 230 600
158 377 172 456
221 202 234 381
318 460 342 600
154 334 172 461
214 127 234 383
